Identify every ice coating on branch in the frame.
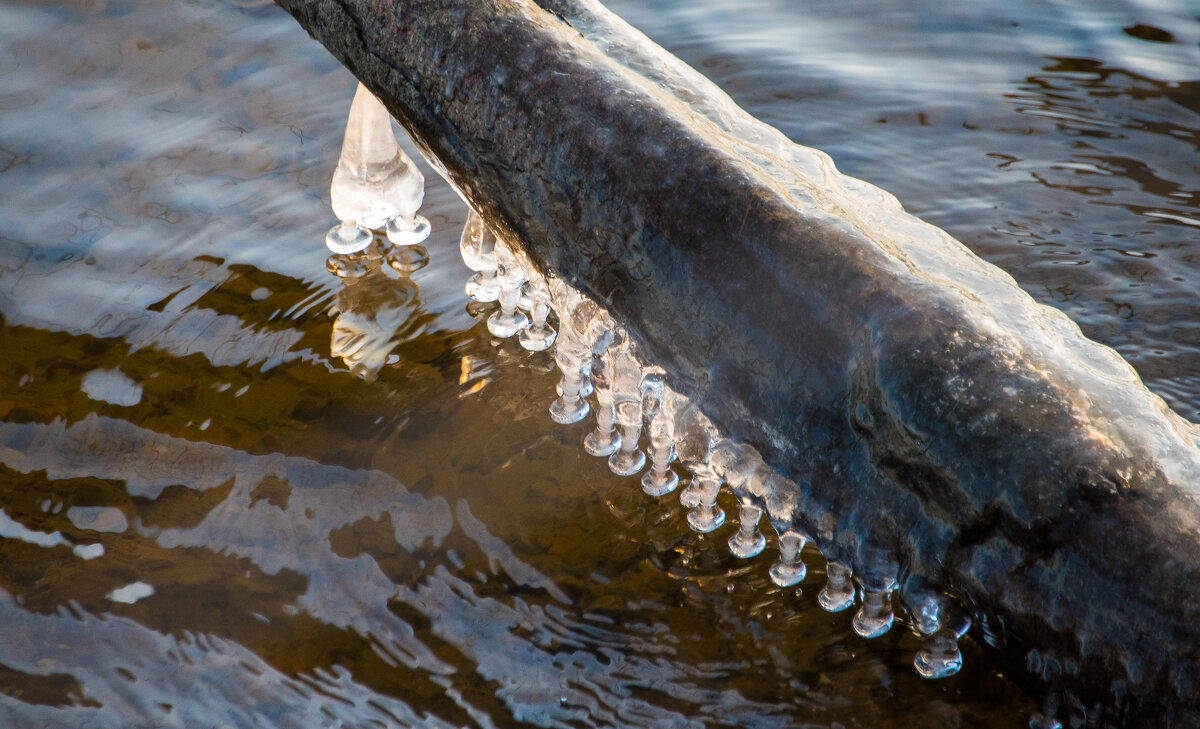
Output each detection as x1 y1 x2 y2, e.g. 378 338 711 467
316 64 990 686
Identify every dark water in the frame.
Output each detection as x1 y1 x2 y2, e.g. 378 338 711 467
0 0 1196 727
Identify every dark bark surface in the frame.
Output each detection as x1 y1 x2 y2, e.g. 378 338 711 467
275 0 1200 723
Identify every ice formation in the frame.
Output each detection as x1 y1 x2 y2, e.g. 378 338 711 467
326 83 430 254
319 88 973 680
443 207 972 678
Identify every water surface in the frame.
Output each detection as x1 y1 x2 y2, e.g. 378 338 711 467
0 0 1197 727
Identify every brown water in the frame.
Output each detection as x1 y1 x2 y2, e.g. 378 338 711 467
0 0 1197 726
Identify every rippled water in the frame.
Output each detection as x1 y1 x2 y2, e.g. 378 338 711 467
0 0 1196 726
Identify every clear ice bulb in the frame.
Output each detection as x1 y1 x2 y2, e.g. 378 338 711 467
519 278 557 352
769 531 808 586
584 323 621 457
686 471 725 533
640 375 678 496
912 598 969 679
547 281 595 424
606 334 646 476
460 210 499 302
727 502 766 558
852 588 895 639
818 561 856 612
486 239 530 338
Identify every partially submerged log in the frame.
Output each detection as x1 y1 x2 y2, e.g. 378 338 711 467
276 0 1200 724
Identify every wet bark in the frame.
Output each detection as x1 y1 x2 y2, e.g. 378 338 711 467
275 0 1200 724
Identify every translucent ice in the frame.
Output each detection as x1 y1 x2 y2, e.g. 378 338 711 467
853 588 895 638
686 471 725 533
674 403 719 512
327 83 429 254
853 550 898 638
769 531 808 586
460 210 499 302
727 502 766 558
547 281 595 424
912 596 970 679
584 316 621 457
487 239 530 338
818 561 856 612
606 331 646 476
640 373 679 496
519 273 556 352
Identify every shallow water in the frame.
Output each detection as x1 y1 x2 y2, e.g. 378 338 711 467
0 0 1197 727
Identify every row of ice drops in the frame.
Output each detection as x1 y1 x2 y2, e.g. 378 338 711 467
325 83 969 680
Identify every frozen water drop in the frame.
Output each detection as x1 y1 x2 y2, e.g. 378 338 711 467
608 400 648 475
728 503 766 558
915 632 964 679
912 597 970 679
769 531 808 586
585 402 620 456
385 214 431 246
674 402 717 509
518 280 535 312
679 476 703 509
853 546 898 637
818 561 856 612
547 282 595 424
853 588 895 638
325 220 374 255
549 349 590 424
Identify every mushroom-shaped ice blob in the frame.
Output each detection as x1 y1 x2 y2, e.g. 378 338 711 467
326 82 431 254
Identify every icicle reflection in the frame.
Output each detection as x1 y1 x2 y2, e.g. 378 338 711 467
326 238 426 383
